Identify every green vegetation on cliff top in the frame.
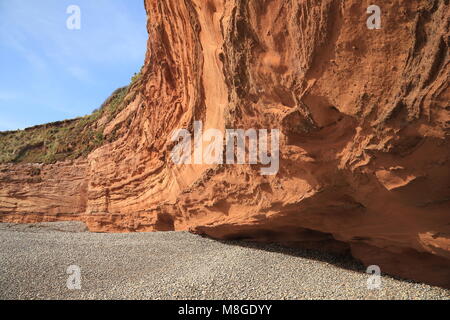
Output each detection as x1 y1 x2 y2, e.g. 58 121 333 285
0 85 132 164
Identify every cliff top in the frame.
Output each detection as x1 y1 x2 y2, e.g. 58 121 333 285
0 72 141 164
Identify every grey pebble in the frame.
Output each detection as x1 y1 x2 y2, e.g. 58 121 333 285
0 222 449 300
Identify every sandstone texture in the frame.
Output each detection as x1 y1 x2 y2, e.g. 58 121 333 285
0 0 449 288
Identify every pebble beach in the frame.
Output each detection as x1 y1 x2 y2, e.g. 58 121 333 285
0 222 449 300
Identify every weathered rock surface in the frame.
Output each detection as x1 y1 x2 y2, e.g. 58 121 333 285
0 0 449 287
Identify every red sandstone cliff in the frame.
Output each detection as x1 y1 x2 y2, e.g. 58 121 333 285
1 0 449 288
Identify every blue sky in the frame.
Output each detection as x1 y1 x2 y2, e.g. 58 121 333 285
0 0 147 131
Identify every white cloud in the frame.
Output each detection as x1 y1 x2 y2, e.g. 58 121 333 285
0 0 147 70
0 29 48 71
0 0 147 127
67 66 92 82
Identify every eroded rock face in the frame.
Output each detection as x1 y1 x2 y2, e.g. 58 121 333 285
0 0 449 287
